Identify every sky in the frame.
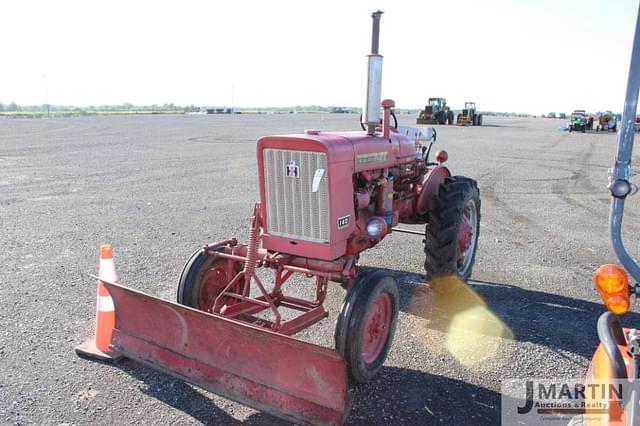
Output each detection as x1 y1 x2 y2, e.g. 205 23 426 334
1 0 638 114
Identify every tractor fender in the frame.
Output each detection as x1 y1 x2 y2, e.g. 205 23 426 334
416 165 451 216
585 312 631 423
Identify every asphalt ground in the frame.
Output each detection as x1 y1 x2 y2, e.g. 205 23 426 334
1 113 639 425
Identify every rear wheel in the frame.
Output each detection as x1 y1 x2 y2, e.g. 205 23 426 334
477 114 483 126
335 271 399 383
425 176 481 281
177 248 246 312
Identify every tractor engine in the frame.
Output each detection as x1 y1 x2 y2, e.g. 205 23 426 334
257 129 438 261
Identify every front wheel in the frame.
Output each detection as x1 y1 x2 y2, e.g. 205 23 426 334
177 248 246 312
335 271 399 383
425 176 481 281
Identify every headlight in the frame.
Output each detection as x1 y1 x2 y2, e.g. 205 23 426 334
366 217 387 237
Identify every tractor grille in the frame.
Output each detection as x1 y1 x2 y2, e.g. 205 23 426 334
263 149 330 243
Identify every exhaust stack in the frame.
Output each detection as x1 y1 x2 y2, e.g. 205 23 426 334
363 10 384 135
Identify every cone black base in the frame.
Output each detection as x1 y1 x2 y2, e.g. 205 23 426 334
75 339 124 362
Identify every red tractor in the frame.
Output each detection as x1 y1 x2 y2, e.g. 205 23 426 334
88 11 481 425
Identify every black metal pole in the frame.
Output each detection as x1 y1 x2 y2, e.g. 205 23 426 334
392 227 426 236
611 2 640 282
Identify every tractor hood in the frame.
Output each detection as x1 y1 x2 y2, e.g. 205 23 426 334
256 130 420 260
257 130 418 171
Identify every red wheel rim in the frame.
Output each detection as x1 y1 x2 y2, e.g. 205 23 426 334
362 292 393 364
199 266 228 312
456 198 478 276
457 213 473 256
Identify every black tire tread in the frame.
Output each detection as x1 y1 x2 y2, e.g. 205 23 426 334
335 271 399 384
177 247 244 309
177 248 208 306
424 176 481 281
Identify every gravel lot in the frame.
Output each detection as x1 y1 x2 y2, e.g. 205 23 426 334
2 113 639 425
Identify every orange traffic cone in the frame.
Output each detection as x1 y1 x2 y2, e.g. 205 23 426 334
75 244 124 361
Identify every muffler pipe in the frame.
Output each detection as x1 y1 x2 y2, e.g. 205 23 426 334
363 10 384 135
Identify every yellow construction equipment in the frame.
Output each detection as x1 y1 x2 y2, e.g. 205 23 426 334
456 102 483 126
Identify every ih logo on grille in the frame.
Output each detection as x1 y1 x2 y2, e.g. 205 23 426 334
286 161 300 178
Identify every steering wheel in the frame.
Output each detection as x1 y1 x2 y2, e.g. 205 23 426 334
359 110 398 132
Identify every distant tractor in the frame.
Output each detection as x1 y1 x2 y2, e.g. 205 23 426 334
569 110 589 133
417 97 454 125
548 112 557 119
456 102 483 126
596 111 618 132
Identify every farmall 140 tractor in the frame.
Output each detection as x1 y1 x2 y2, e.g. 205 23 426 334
90 12 481 425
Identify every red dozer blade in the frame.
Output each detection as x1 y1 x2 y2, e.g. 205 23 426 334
102 281 351 426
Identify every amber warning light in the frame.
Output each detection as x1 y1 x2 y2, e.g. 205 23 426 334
594 264 631 315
